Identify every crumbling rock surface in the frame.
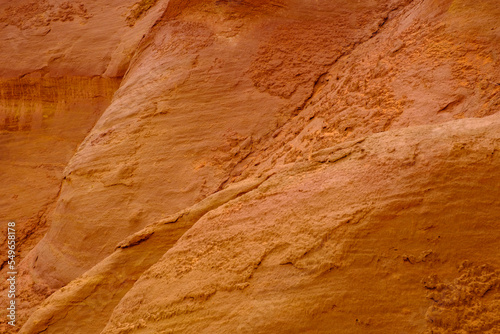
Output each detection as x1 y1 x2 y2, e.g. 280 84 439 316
22 114 500 334
23 0 409 294
0 0 167 330
102 113 500 334
1 0 499 332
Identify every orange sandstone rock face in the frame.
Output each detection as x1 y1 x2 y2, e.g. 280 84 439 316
101 114 500 334
1 0 499 332
0 77 120 331
0 0 167 330
24 0 407 290
21 114 500 334
0 0 168 78
0 76 119 263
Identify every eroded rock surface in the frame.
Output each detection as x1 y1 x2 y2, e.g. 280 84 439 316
0 0 167 329
1 0 499 332
24 0 410 293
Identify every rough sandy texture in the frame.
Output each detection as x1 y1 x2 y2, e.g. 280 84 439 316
23 0 408 292
101 113 500 334
1 0 499 332
0 0 167 329
22 114 500 334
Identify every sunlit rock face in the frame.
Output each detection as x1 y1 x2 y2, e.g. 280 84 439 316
0 0 166 329
1 0 499 333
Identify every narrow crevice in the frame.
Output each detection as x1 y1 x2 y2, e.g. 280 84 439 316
293 71 330 116
285 0 415 130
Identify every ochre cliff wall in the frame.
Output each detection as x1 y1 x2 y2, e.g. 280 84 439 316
0 0 168 330
101 114 500 334
1 0 499 333
23 0 409 292
0 76 119 266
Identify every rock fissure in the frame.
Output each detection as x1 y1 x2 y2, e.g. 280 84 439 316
3 0 500 332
